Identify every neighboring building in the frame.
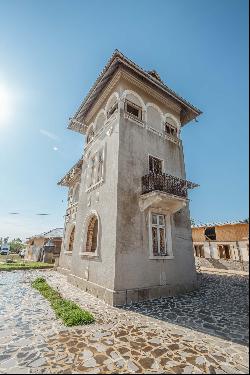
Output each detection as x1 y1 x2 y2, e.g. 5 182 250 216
57 50 202 306
26 228 63 263
192 221 249 262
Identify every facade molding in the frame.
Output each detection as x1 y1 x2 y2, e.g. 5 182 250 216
121 89 146 111
80 209 101 258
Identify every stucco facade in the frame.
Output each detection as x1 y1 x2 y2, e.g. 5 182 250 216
58 51 202 305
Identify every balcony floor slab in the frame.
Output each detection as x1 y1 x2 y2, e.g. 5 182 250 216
139 191 187 213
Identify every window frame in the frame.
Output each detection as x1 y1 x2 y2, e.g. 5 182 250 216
165 122 178 138
80 211 101 258
125 99 142 121
148 210 173 260
86 147 105 191
148 154 164 175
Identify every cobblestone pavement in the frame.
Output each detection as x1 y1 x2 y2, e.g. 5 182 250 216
0 270 248 374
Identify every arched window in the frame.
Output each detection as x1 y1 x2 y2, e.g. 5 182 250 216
68 226 75 252
106 94 118 119
95 111 106 132
86 216 98 253
165 116 178 138
123 91 145 121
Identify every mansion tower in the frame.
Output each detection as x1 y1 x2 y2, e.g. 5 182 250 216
57 50 202 305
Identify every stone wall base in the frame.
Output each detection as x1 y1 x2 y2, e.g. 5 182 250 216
57 270 198 306
56 266 71 277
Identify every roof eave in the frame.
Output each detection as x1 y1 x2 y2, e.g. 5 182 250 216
57 158 83 187
68 50 202 133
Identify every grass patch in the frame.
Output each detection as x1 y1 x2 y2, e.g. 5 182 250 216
0 261 54 271
32 277 95 326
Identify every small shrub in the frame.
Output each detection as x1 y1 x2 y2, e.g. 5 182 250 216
32 278 94 326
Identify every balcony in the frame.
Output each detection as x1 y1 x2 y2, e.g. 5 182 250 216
139 173 199 213
65 203 78 223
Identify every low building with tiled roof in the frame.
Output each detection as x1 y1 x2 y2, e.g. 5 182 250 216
26 228 63 264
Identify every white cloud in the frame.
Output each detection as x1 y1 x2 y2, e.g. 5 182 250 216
40 129 60 141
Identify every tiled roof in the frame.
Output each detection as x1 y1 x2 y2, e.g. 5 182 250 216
68 49 202 133
191 220 249 228
28 228 64 240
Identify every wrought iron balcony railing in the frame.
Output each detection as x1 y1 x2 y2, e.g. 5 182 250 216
141 173 199 199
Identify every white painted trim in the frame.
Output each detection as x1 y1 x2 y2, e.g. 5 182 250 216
80 210 101 257
80 252 100 259
147 126 163 137
104 91 120 114
84 116 117 153
164 113 181 129
86 178 104 193
121 89 146 111
148 209 173 259
85 145 106 192
94 109 106 133
124 113 145 127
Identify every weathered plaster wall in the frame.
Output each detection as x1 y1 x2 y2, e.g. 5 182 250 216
60 116 120 296
58 78 198 305
114 80 197 298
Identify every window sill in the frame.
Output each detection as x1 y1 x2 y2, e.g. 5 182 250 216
79 252 99 258
149 255 174 260
147 126 163 137
124 113 144 127
64 251 73 256
165 134 180 145
86 179 104 193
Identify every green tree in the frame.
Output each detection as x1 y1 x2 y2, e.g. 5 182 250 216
9 238 25 253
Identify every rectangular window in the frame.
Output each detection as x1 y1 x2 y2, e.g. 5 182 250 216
149 155 162 174
165 122 177 138
150 213 168 256
125 100 142 120
88 148 104 188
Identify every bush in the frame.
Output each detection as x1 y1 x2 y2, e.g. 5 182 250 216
32 278 95 326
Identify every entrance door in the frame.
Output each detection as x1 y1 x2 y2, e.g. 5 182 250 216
149 155 162 174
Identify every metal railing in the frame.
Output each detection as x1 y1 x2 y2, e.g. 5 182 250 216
141 173 199 198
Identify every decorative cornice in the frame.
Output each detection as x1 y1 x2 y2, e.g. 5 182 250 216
121 70 181 114
68 50 202 134
85 70 122 124
57 158 83 187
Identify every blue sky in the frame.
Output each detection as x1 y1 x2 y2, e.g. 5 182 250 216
0 0 249 240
